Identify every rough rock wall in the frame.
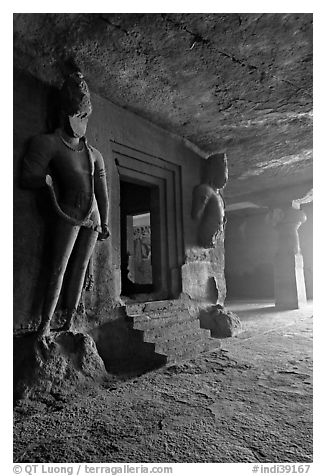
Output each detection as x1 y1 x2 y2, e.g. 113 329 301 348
13 70 226 331
14 72 50 331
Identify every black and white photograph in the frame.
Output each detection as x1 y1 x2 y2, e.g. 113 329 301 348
11 6 314 471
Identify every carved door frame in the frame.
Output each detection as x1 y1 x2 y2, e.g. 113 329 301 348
112 141 184 299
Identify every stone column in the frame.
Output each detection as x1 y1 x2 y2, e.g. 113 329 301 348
273 205 307 309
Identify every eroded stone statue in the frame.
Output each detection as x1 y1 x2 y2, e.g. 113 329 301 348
191 152 228 248
22 72 110 337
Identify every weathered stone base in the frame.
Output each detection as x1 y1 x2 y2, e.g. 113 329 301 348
14 331 106 403
182 243 226 305
199 305 242 338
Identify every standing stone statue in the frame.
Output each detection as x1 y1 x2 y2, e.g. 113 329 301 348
191 152 228 248
21 72 110 337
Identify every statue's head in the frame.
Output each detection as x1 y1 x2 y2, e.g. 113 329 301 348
204 152 228 189
59 72 92 138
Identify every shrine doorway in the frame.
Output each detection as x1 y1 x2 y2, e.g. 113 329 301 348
120 179 164 299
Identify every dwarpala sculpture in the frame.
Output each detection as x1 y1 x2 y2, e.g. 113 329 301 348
191 152 228 248
22 72 110 337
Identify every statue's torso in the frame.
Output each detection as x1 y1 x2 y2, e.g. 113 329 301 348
24 132 100 225
51 142 94 212
192 184 225 247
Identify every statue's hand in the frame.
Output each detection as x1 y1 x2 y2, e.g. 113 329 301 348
45 174 53 187
98 224 110 241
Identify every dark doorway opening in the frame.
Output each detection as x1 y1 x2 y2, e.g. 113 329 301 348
120 180 157 297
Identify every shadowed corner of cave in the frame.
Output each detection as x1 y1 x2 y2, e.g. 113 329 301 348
13 332 38 404
206 276 219 304
28 194 57 319
89 316 167 377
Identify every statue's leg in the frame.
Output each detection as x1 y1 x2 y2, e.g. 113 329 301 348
61 226 98 331
37 219 80 337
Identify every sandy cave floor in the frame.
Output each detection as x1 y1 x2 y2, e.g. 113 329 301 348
13 302 313 463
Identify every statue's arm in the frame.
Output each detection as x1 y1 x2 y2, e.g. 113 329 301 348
191 185 210 220
93 149 109 233
216 192 226 228
21 135 53 189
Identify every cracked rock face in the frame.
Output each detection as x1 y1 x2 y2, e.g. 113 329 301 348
13 13 312 203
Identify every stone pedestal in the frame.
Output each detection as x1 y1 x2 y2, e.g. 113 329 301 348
181 244 226 305
14 331 106 402
273 206 307 309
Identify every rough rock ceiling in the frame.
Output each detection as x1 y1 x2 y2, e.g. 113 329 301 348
13 13 313 205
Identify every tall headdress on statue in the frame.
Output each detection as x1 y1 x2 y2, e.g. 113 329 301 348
204 152 228 189
59 71 92 116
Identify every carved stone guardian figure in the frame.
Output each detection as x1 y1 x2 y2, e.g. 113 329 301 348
191 152 228 248
21 71 110 337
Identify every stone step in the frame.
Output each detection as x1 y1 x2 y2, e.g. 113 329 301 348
126 299 187 316
128 308 191 321
154 326 212 345
154 328 212 355
142 318 202 342
131 310 197 330
164 337 220 365
124 299 220 367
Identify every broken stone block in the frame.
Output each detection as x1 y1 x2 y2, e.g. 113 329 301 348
14 331 106 402
199 305 242 338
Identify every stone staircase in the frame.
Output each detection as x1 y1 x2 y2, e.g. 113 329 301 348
125 299 220 365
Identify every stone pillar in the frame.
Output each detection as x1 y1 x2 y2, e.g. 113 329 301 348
273 205 307 309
